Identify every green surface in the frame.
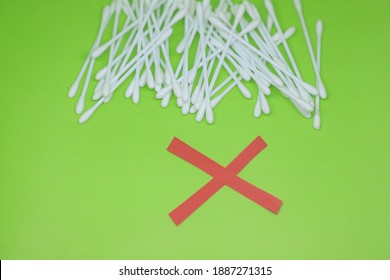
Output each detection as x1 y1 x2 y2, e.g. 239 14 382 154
0 0 389 260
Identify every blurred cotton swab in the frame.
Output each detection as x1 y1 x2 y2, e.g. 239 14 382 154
265 0 312 105
69 0 327 130
293 0 327 99
68 6 112 99
314 20 324 130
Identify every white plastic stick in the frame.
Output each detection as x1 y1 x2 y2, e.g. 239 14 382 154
92 19 139 58
314 20 324 130
109 29 174 95
265 0 312 104
294 0 327 99
209 15 317 96
208 5 247 94
102 0 122 102
68 6 112 99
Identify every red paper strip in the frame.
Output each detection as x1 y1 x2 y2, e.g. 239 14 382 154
169 137 267 225
167 137 283 226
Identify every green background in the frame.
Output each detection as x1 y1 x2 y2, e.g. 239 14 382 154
1 0 389 259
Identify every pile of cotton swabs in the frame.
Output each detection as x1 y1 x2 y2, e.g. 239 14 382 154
68 0 326 130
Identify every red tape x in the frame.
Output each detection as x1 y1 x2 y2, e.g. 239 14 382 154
167 136 283 226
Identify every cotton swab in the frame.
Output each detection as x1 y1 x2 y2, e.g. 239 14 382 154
243 4 309 106
293 0 327 99
92 19 140 58
272 27 296 44
104 8 184 93
208 15 318 96
314 19 324 130
70 0 327 130
75 7 113 114
68 6 112 99
316 20 323 81
180 2 193 102
95 26 144 80
102 0 122 102
119 0 164 73
106 29 174 94
243 3 306 93
130 0 144 104
96 27 174 99
254 92 262 118
207 43 252 98
207 4 246 95
194 3 214 123
265 0 314 113
210 75 243 108
157 20 274 101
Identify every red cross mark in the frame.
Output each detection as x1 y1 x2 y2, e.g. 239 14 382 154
167 136 283 226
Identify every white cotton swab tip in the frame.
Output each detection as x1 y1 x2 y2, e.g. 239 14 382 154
76 98 85 115
318 80 327 99
313 96 321 130
172 81 183 98
139 71 147 87
125 80 135 99
237 66 251 82
235 5 246 22
121 0 131 16
176 39 186 53
103 5 112 22
243 1 255 18
259 92 270 114
293 0 302 12
155 68 164 85
188 69 197 84
156 86 172 99
316 19 323 35
78 98 104 124
241 20 261 34
164 70 171 85
146 69 155 89
161 92 171 108
314 114 321 130
92 46 107 58
208 16 228 33
254 101 261 118
109 1 116 14
238 83 252 99
205 104 214 124
115 0 122 13
284 27 296 39
272 27 296 43
96 68 107 80
245 2 260 20
177 98 184 107
264 0 275 14
158 28 174 45
68 82 79 98
294 97 314 112
268 73 284 87
171 9 187 25
301 82 318 96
